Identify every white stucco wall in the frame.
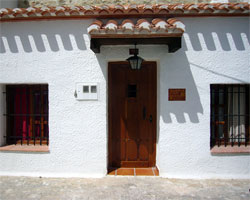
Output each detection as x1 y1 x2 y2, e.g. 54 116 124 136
0 17 249 178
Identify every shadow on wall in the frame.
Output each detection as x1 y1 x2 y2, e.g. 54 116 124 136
0 18 249 54
159 18 249 124
189 62 247 83
159 50 203 124
0 18 248 125
181 18 249 52
0 21 88 54
85 18 248 125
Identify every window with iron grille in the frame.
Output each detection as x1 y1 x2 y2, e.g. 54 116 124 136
6 85 49 145
210 84 249 148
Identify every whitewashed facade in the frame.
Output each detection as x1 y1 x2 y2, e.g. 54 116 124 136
0 13 249 178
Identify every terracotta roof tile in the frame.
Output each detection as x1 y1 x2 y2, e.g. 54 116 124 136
87 18 185 36
121 19 134 33
0 3 249 21
104 20 118 33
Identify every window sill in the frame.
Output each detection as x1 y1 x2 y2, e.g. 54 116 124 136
0 144 49 152
211 146 250 155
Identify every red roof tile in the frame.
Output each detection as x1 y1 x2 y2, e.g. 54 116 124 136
0 3 249 22
88 18 185 36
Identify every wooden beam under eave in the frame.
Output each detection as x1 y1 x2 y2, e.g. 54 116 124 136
90 38 100 53
168 38 182 53
90 37 182 53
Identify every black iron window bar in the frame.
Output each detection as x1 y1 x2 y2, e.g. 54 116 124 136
4 85 49 146
210 84 250 147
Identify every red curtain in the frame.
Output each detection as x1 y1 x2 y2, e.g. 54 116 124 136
8 85 48 144
15 87 29 139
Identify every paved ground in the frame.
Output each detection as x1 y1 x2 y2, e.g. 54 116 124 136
0 176 249 200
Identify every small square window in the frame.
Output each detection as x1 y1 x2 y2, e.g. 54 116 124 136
128 84 137 98
91 86 97 93
83 86 89 93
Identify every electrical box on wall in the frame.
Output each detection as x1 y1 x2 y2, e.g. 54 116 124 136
75 83 99 100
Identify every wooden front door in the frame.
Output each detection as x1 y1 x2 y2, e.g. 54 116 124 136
108 61 157 168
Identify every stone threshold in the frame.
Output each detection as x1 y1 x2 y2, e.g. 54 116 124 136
108 167 159 176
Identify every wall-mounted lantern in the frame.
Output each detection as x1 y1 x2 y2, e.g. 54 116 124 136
127 44 144 70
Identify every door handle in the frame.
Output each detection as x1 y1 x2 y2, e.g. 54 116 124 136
149 115 153 123
143 106 146 120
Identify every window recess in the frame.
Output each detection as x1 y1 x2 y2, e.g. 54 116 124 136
5 85 49 146
210 84 249 148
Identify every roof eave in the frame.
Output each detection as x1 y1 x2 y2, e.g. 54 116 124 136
0 3 249 22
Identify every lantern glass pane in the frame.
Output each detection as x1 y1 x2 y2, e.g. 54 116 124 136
127 55 144 70
137 57 143 69
131 59 137 69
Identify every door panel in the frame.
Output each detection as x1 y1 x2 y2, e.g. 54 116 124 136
108 61 157 168
139 141 149 161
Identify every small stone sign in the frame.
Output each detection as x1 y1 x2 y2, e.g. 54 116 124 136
169 89 186 101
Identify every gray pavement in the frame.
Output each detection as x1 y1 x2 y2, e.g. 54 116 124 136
0 176 249 200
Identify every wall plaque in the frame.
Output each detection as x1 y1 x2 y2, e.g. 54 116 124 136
169 89 186 101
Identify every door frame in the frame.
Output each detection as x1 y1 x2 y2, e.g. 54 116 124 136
107 61 157 168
